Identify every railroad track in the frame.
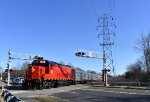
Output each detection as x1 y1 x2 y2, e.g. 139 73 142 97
88 82 150 87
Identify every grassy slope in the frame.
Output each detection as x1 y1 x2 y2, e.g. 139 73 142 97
34 96 67 102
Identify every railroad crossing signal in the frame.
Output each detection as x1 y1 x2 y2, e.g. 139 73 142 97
75 51 85 57
75 50 111 86
102 69 111 72
7 49 39 86
7 49 11 86
101 69 111 82
75 50 103 59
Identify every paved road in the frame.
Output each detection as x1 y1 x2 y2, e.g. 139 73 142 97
14 85 89 102
52 87 150 102
11 85 150 102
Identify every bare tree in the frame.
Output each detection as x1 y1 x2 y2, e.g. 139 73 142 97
124 59 143 82
20 61 29 77
136 33 150 72
21 61 29 70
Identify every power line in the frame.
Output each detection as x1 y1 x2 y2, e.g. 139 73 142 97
89 0 99 20
108 0 115 17
78 0 96 29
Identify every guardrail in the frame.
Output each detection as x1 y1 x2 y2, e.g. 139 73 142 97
1 89 23 102
88 82 150 87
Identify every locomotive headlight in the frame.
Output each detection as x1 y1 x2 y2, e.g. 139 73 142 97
40 61 45 63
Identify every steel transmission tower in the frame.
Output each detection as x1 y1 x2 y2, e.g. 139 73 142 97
97 14 116 86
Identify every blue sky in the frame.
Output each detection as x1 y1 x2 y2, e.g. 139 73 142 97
0 0 150 75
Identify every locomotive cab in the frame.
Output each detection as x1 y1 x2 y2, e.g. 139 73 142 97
30 57 51 79
24 57 50 88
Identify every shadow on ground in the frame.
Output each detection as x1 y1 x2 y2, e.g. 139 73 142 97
1 86 35 90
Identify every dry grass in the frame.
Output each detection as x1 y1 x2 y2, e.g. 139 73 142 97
0 82 6 86
34 96 67 102
0 82 6 93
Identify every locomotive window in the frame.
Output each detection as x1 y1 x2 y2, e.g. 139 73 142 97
32 60 48 67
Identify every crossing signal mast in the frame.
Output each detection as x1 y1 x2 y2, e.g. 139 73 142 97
75 49 112 86
7 49 39 86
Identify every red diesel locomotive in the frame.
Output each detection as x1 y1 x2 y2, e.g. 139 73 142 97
23 56 75 89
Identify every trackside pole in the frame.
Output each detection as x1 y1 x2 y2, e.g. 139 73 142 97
7 49 11 86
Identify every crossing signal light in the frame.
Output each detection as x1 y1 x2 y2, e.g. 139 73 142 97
5 69 8 72
101 69 111 72
107 69 111 72
7 63 9 68
75 51 85 56
5 69 13 72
